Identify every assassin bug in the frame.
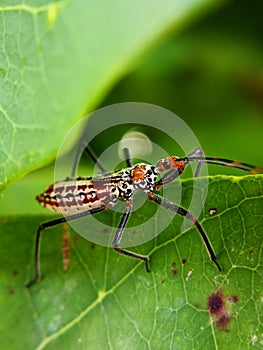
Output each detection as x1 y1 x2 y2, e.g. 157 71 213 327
26 144 263 287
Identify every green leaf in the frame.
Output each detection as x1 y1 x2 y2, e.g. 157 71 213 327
1 175 262 349
0 0 220 191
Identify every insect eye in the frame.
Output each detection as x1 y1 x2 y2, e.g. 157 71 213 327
163 161 171 169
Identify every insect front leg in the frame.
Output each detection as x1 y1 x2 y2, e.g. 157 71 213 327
147 192 221 271
122 147 132 167
154 169 183 190
187 148 205 177
26 206 107 288
112 199 150 272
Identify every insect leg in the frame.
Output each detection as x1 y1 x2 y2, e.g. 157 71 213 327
154 169 183 189
26 206 107 287
71 141 107 177
112 199 150 272
187 148 205 177
147 192 221 271
123 147 132 167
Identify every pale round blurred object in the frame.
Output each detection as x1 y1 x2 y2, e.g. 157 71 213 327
118 130 152 160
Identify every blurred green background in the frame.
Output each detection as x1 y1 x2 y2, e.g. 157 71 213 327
102 0 263 164
0 0 263 214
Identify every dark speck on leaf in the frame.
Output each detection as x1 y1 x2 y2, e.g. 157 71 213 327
7 286 15 295
229 295 239 303
208 208 217 215
172 269 178 276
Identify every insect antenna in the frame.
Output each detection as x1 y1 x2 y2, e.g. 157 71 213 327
185 156 263 174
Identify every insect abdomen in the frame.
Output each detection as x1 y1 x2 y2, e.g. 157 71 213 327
36 177 113 215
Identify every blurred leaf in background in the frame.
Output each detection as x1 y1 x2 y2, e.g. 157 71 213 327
103 0 263 166
0 0 220 192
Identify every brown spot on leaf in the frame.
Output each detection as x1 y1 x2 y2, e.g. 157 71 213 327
7 286 15 295
229 295 239 303
208 290 225 317
207 289 239 332
216 313 231 332
182 258 187 265
170 261 178 276
172 269 178 277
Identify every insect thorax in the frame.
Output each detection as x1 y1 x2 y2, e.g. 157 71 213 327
130 163 158 191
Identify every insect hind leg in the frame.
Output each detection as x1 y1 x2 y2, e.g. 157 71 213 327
71 141 107 177
26 206 107 287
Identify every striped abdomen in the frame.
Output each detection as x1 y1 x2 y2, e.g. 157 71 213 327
36 177 117 215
